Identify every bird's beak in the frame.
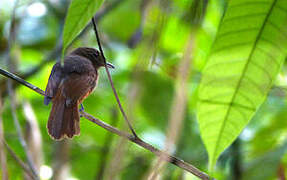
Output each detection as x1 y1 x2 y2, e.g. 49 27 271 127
106 62 115 69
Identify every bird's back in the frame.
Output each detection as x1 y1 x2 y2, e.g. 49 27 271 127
45 54 98 140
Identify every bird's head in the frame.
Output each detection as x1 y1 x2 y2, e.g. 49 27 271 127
71 47 114 69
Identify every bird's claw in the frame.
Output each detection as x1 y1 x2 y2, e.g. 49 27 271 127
80 104 85 111
79 104 84 117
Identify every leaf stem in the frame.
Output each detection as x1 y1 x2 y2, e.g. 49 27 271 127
91 17 138 138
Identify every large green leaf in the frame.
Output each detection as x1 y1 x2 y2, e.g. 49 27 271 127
197 0 287 169
62 0 104 58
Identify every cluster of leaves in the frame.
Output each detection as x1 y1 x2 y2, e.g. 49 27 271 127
1 0 287 179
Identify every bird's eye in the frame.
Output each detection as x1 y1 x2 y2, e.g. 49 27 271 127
94 51 99 57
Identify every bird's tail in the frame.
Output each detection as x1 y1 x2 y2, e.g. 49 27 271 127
47 92 80 140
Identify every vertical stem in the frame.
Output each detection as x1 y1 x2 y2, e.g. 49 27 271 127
91 17 138 138
23 101 43 176
0 95 9 180
52 140 70 180
148 34 195 179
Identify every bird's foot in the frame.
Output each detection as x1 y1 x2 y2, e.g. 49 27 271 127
80 104 85 111
79 104 85 117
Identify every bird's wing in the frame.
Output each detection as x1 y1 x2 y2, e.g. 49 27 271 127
44 62 63 105
61 72 98 107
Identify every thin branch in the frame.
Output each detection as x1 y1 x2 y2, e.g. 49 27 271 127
105 80 140 179
0 95 9 180
82 111 210 180
0 69 212 180
0 69 45 96
0 69 45 95
91 17 138 138
2 139 37 180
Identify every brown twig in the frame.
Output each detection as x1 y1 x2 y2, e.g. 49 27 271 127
0 69 212 180
82 112 210 180
2 139 37 180
1 69 45 96
0 69 45 95
105 79 140 179
91 17 138 138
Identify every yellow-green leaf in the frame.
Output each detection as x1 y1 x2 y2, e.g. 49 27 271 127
198 0 287 169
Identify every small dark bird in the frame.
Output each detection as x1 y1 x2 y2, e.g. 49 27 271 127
44 47 114 140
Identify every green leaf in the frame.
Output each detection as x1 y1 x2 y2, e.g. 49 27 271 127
197 0 287 169
62 0 104 58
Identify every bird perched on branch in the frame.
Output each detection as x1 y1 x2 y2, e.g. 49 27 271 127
44 47 114 140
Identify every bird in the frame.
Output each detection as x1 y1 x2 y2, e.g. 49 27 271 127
44 47 114 140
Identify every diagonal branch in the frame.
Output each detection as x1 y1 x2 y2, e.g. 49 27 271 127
0 68 212 180
0 69 45 96
82 111 210 180
91 17 138 138
2 139 37 180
